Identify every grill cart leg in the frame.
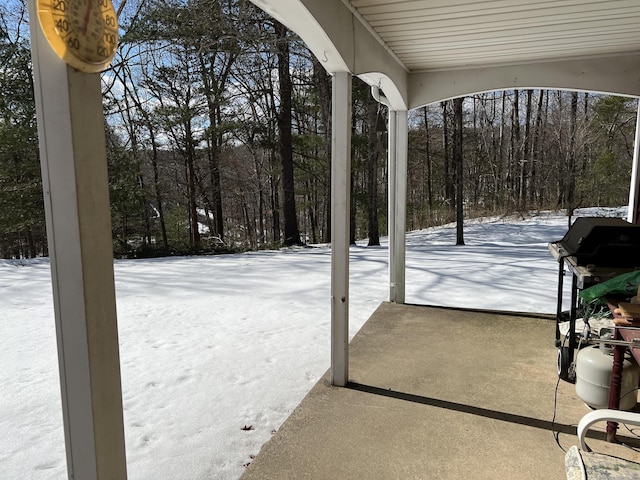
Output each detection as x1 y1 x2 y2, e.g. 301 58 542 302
555 257 577 383
569 273 578 350
566 272 579 382
555 258 565 348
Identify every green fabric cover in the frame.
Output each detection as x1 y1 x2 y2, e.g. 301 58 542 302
579 271 640 305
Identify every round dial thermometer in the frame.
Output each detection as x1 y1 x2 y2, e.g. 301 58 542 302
37 0 119 73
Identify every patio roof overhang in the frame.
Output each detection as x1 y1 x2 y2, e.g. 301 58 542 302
250 0 640 108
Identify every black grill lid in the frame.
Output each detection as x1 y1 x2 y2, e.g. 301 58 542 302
557 216 640 267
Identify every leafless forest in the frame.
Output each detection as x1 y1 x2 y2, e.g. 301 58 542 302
1 0 637 258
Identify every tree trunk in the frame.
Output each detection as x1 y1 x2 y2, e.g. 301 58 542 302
498 91 507 207
350 167 357 245
311 57 332 243
350 104 357 245
510 90 521 207
556 92 566 207
540 91 550 205
185 123 200 248
423 106 433 211
520 89 533 209
581 93 590 175
26 228 36 258
366 94 380 246
198 54 229 240
270 150 281 244
453 97 465 245
255 155 266 245
306 181 318 244
530 90 545 208
441 101 453 214
274 21 301 246
567 91 579 214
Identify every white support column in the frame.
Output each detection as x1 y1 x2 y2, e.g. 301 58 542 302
330 72 352 386
388 110 408 303
627 101 640 224
28 2 128 478
388 111 397 300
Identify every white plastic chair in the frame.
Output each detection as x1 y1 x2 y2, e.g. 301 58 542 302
565 409 640 479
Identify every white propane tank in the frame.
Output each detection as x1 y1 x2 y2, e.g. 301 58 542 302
575 343 640 411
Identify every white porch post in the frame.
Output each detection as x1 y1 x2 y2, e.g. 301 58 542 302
330 72 352 386
627 101 640 224
28 2 128 478
388 110 408 303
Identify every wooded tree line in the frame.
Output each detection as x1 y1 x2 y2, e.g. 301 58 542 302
407 91 636 232
0 0 637 259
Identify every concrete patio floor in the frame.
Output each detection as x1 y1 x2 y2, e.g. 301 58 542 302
241 302 640 480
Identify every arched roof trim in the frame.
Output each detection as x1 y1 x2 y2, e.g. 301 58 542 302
251 0 409 110
408 54 640 108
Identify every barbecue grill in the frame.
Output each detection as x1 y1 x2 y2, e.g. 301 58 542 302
548 216 640 381
555 217 640 267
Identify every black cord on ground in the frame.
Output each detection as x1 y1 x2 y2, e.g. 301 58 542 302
552 374 566 453
552 334 568 453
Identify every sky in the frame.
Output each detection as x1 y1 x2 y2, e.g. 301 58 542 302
0 207 624 479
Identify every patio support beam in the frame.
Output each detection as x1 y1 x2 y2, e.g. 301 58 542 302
330 71 352 386
408 55 640 109
28 2 128 478
388 110 408 304
627 101 640 225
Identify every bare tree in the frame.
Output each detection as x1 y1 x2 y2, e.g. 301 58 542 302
274 21 302 246
453 97 465 245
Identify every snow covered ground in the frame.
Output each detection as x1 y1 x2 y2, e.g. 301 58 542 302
0 207 625 479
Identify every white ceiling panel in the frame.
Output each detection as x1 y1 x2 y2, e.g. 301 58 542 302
346 0 640 71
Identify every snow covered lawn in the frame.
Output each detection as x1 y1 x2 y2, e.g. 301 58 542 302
0 209 617 479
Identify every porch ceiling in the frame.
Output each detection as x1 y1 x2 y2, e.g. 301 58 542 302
352 0 640 73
